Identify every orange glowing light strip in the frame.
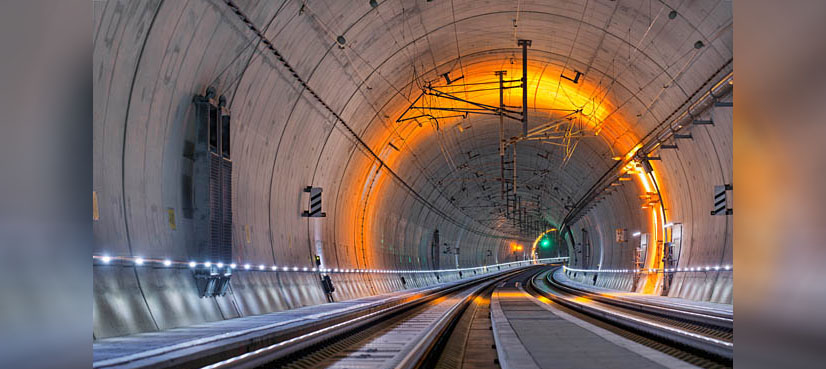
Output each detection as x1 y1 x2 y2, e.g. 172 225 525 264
633 165 665 294
352 58 643 270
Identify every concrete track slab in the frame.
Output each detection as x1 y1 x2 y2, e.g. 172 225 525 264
490 284 697 369
94 283 442 367
93 269 518 368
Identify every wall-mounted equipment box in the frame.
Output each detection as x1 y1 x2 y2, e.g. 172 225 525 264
192 87 233 297
615 228 627 243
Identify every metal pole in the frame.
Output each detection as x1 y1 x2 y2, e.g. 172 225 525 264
512 143 517 200
518 39 532 136
515 39 530 220
495 71 506 201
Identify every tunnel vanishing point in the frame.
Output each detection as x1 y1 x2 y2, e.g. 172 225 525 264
93 1 732 367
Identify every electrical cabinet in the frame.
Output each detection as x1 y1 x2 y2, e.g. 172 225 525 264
192 87 233 297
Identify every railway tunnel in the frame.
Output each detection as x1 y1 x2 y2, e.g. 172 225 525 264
93 0 733 367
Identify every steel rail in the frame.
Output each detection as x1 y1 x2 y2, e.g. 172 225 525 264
547 271 732 330
201 268 529 369
393 276 496 369
530 268 733 362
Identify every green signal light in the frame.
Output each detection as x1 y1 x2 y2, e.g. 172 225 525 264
541 239 550 247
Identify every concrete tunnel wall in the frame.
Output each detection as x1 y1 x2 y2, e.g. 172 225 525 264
93 0 732 338
92 0 520 339
566 91 733 303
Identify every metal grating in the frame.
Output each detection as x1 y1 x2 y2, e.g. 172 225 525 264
221 159 232 262
209 154 223 262
192 88 233 296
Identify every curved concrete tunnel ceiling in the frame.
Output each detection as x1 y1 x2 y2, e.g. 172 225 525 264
93 0 732 337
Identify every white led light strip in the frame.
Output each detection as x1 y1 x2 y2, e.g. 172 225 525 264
93 255 568 274
563 264 732 274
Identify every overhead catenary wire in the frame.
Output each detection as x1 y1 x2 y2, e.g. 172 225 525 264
221 0 509 239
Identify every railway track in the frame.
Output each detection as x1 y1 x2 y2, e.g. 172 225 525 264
200 265 733 369
202 267 540 369
528 267 733 368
